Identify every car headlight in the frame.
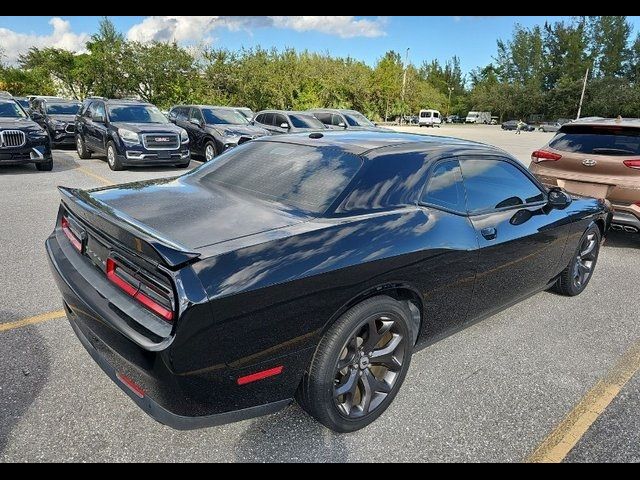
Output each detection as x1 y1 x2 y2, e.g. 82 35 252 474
28 129 48 139
180 128 189 144
51 120 66 131
118 128 140 145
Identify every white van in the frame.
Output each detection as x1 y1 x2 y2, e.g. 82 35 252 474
465 111 491 124
418 109 441 127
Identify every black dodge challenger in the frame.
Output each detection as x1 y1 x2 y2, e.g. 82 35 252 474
46 131 611 433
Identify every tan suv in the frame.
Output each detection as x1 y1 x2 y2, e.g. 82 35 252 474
529 117 640 233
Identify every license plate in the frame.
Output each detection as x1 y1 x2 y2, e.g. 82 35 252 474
560 180 610 199
157 151 170 160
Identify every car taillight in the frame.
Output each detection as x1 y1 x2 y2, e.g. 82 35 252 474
61 216 82 252
531 150 562 163
106 257 174 322
623 159 640 170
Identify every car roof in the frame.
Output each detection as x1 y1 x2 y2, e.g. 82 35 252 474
176 105 242 110
42 98 81 104
566 117 640 128
257 110 317 115
253 130 493 156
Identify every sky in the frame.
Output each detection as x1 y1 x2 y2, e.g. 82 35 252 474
2 16 640 74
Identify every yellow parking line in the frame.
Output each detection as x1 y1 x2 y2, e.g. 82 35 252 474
0 310 66 333
527 339 640 463
76 167 114 186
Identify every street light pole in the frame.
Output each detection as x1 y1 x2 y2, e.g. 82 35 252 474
447 86 454 118
577 66 589 120
401 48 410 125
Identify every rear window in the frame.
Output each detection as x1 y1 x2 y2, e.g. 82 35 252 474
550 126 640 156
191 142 363 214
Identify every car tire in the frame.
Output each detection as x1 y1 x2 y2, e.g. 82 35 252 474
106 141 124 171
298 295 414 433
76 135 91 159
35 159 53 172
554 225 601 297
204 141 217 162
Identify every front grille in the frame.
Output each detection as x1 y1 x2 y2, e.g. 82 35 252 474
65 124 75 134
0 130 27 148
142 134 179 150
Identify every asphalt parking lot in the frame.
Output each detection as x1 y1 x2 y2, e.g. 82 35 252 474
1 125 638 462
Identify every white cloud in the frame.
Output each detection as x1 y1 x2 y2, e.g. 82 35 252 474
0 17 89 64
126 16 386 43
271 16 386 38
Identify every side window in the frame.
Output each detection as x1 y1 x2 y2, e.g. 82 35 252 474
332 114 344 126
274 114 288 127
314 113 331 125
461 158 545 214
85 102 96 118
177 108 189 121
420 160 466 213
263 113 275 125
254 113 264 124
190 108 203 123
94 102 106 120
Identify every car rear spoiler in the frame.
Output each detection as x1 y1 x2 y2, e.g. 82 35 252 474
58 186 201 269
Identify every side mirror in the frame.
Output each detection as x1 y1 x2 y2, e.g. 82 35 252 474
93 114 105 123
190 118 203 127
280 122 290 129
337 122 347 128
31 111 43 121
547 188 572 210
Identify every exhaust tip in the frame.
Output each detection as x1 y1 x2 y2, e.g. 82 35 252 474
624 226 639 233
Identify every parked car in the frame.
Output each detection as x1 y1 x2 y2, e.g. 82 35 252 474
307 108 386 131
0 93 53 171
234 107 255 122
502 120 535 132
29 97 82 148
75 98 190 171
539 121 561 132
418 109 442 127
446 115 464 124
557 118 573 126
46 131 610 434
402 115 419 125
169 105 269 161
253 110 326 135
490 116 499 125
530 117 640 234
465 111 492 124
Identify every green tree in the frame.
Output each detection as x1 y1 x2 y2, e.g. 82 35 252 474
85 17 127 98
590 16 632 78
371 51 403 121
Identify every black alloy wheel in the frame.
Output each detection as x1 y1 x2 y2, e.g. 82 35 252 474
298 296 415 433
554 225 601 296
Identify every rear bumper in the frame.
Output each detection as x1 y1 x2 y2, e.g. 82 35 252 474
611 210 640 233
67 314 290 430
45 231 300 429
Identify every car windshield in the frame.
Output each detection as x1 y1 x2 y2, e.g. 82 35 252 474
202 108 248 125
107 105 168 124
46 103 81 115
289 114 325 129
237 109 254 120
344 112 375 127
0 101 27 118
550 126 640 156
191 141 363 214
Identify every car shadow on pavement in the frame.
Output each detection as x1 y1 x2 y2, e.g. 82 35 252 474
0 316 50 455
603 231 640 249
233 403 349 462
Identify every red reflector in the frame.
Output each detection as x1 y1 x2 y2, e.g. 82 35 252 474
237 366 284 386
116 373 145 398
531 150 562 163
623 159 640 170
61 216 82 251
106 258 174 322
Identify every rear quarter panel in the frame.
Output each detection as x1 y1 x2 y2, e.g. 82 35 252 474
169 208 479 375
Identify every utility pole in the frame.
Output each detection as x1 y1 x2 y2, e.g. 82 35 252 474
576 66 589 120
447 86 454 118
401 48 410 125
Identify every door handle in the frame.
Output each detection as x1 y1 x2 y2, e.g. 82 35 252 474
481 227 498 241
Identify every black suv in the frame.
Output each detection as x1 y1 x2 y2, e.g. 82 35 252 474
169 105 269 161
75 98 190 171
30 97 82 148
307 108 387 131
0 93 53 171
